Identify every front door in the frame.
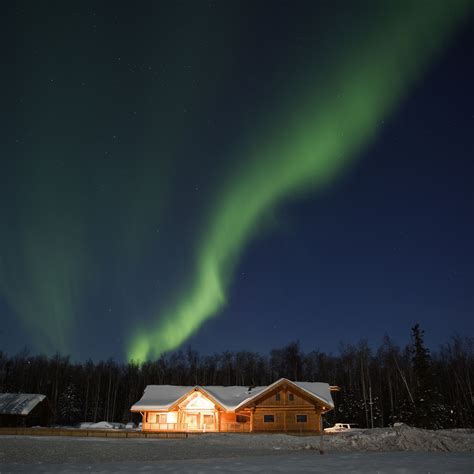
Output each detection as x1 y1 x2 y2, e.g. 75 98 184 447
202 413 215 431
186 413 199 430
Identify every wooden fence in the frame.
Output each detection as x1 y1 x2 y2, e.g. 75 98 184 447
0 427 190 439
0 427 325 438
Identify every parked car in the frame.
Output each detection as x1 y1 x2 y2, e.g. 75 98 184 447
324 423 353 433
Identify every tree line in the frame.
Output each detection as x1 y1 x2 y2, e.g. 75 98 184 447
0 325 472 429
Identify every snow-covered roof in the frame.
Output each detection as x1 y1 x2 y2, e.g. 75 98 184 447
131 379 334 412
233 379 334 410
201 386 267 411
292 381 334 408
0 393 46 415
130 385 194 411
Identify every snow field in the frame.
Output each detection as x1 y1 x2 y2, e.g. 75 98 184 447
0 426 472 473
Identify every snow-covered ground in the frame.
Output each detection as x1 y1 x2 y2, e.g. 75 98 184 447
0 426 473 473
1 452 473 473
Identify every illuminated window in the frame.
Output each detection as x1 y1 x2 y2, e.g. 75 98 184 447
203 414 214 425
296 415 307 423
158 414 167 423
183 392 215 410
263 414 275 423
275 392 280 401
288 393 294 401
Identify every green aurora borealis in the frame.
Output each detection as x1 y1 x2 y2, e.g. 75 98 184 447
127 1 472 361
1 1 472 362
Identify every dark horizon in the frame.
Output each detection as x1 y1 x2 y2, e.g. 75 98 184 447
1 325 472 430
2 325 470 365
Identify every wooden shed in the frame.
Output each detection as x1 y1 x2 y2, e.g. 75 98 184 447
0 393 52 427
131 378 336 433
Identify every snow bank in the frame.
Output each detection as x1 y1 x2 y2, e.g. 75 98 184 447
320 425 474 453
193 425 473 453
78 421 125 430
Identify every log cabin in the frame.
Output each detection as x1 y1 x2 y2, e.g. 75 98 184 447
131 378 336 433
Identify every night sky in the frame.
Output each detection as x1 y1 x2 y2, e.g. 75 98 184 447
2 1 473 362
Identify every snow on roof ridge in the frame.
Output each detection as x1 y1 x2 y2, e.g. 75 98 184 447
292 381 335 408
199 385 267 411
131 379 334 412
232 378 334 410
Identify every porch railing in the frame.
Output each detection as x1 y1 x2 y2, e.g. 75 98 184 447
221 422 250 432
143 421 250 432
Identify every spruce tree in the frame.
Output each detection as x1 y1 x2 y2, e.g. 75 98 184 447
411 324 446 429
58 382 82 425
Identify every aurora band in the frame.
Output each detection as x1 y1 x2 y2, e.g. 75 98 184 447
128 1 472 362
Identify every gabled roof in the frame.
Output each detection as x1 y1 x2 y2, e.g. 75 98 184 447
131 379 334 412
234 378 334 410
131 385 266 412
292 381 334 408
200 385 267 411
130 385 194 411
0 393 46 415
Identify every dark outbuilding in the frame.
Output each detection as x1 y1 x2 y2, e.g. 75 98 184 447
0 393 52 427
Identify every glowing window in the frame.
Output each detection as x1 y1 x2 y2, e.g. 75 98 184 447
203 414 214 424
182 392 215 410
158 414 167 423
